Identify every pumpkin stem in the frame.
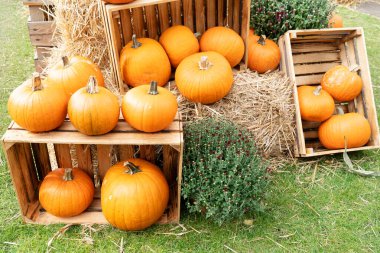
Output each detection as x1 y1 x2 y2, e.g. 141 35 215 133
86 76 99 94
148 81 159 95
258 35 266 46
62 56 69 66
194 32 201 39
32 73 43 91
336 106 345 115
124 161 142 175
63 168 73 181
131 34 142 49
313 86 322 96
199 56 211 70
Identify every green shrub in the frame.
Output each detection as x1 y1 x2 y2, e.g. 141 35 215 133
181 118 269 225
251 0 336 40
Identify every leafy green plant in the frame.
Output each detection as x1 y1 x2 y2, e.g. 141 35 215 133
181 118 269 225
251 0 336 40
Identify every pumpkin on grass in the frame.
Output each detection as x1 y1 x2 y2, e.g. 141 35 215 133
248 35 281 74
121 81 177 132
39 168 95 217
200 26 244 67
120 35 171 87
318 107 371 149
321 65 362 102
298 85 335 122
101 158 169 231
175 51 233 104
8 73 67 132
68 76 120 135
46 56 104 98
329 14 343 28
159 25 199 68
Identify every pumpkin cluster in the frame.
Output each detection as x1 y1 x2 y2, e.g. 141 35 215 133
298 65 370 150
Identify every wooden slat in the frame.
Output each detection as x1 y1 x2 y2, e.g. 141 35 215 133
120 9 133 46
240 0 250 67
31 143 51 180
54 144 72 168
302 121 320 129
28 6 45 21
35 46 52 59
97 145 113 180
23 0 53 6
217 0 224 26
232 0 240 33
226 0 233 28
289 29 354 38
29 34 55 47
106 0 177 11
32 211 108 225
27 21 54 35
145 5 159 40
163 145 179 222
295 74 324 86
139 145 156 163
112 13 123 53
304 131 318 139
157 3 170 33
132 8 146 38
195 0 205 34
292 52 340 64
294 62 339 75
75 144 93 177
17 143 38 204
302 145 379 157
118 145 135 161
206 0 216 29
182 0 194 31
170 1 182 25
291 43 339 53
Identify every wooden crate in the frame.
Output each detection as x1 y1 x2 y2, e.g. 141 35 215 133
1 114 183 225
278 28 380 157
99 0 251 93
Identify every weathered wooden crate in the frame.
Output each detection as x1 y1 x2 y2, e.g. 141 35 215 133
278 28 380 157
1 114 183 225
23 0 56 72
99 0 251 93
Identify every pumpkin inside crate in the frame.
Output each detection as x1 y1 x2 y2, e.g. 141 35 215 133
278 28 380 157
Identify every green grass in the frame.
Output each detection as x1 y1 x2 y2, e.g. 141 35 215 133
1 3 380 252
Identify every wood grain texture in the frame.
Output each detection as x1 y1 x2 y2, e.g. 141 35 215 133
170 1 182 25
183 0 194 31
145 5 159 40
75 144 93 177
118 145 135 161
240 0 250 66
54 144 72 168
132 7 146 38
206 0 216 29
97 145 113 180
31 143 51 181
217 0 224 26
195 0 205 34
163 145 179 222
120 9 133 46
226 0 233 28
139 145 156 163
232 0 240 33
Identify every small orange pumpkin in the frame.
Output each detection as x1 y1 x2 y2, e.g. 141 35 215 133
159 25 199 68
7 73 67 132
46 56 105 98
68 76 120 135
321 65 363 102
101 158 169 231
318 107 371 149
248 35 281 74
121 81 178 132
120 35 171 87
39 168 95 217
329 14 343 28
298 85 335 122
200 26 245 67
175 51 233 104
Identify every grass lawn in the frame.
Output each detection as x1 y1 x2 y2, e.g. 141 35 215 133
1 2 380 252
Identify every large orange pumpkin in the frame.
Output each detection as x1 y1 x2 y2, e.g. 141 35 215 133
200 26 244 67
46 56 105 98
159 25 199 68
68 76 120 135
329 14 343 28
39 168 95 217
7 73 67 132
121 81 177 132
321 65 362 102
318 107 371 149
101 158 169 231
120 35 171 87
298 85 335 122
248 35 281 74
175 51 233 104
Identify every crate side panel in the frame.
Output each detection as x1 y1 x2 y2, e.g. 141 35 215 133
163 145 180 223
31 143 51 180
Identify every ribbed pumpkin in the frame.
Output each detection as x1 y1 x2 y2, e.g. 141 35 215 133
200 26 244 67
7 73 67 132
321 65 362 102
175 51 233 104
248 35 281 74
39 168 95 217
46 56 105 98
101 158 169 231
298 85 335 122
329 14 343 28
159 25 199 68
68 76 120 135
121 81 177 132
318 107 371 149
120 35 171 87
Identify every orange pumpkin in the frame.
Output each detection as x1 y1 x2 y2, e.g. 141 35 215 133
68 76 120 135
248 35 281 74
318 107 371 149
39 168 95 217
121 81 177 132
159 25 199 68
120 35 171 87
175 51 233 104
101 158 169 231
46 56 105 98
321 65 362 102
200 26 244 67
298 85 335 122
7 73 67 132
329 14 343 28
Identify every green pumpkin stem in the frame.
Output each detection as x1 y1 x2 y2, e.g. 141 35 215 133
124 161 142 175
62 56 69 66
313 86 322 96
148 81 159 95
63 168 73 181
199 56 211 70
131 34 142 49
258 35 266 46
86 76 99 94
336 106 345 115
32 73 43 91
